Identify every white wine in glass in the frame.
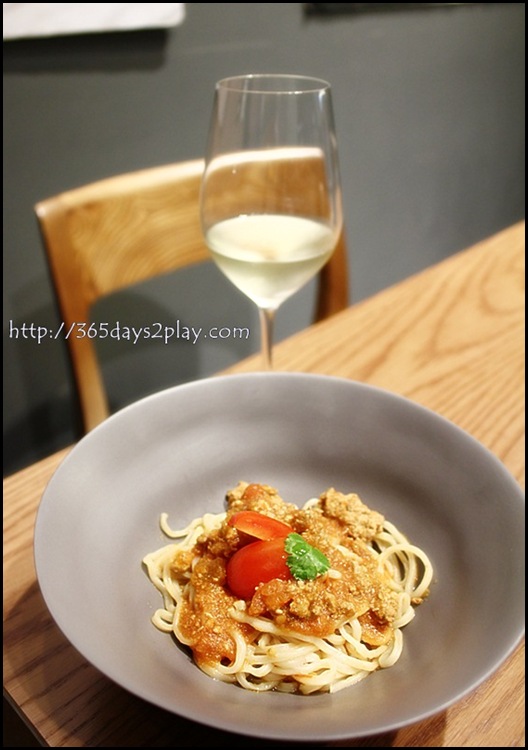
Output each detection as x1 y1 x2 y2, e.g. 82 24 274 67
200 74 343 369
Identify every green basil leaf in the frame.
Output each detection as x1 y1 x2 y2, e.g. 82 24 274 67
284 533 330 580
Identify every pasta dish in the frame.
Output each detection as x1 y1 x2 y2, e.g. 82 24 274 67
143 482 433 694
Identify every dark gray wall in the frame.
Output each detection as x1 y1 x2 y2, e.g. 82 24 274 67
3 3 525 475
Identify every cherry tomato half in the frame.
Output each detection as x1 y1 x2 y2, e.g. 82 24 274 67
226 537 292 599
228 510 293 540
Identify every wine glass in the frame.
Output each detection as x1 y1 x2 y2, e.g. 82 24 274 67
200 74 343 369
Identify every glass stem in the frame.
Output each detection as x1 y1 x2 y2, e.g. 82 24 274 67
258 307 276 370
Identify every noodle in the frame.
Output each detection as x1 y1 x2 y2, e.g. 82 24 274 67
142 485 433 694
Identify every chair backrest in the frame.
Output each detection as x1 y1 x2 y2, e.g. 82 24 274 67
35 158 348 433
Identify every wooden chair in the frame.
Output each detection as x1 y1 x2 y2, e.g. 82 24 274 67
35 159 348 433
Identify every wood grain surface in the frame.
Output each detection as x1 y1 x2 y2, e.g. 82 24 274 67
3 221 525 747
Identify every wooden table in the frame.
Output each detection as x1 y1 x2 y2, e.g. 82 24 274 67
4 221 525 747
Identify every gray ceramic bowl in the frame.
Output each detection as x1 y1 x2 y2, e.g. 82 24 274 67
34 373 525 742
